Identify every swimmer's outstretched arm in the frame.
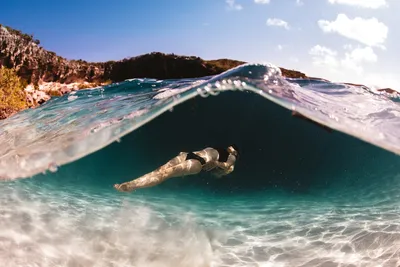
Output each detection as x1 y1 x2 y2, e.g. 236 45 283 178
215 155 236 170
212 155 236 178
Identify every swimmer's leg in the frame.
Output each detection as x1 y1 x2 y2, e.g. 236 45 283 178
114 159 202 192
154 152 188 172
114 153 186 191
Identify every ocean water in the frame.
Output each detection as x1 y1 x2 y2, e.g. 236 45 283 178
1 63 400 267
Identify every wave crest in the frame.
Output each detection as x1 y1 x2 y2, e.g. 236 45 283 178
0 63 399 180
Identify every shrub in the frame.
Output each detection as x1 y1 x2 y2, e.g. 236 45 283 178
48 89 62 97
103 79 112 85
78 83 93 90
0 66 28 119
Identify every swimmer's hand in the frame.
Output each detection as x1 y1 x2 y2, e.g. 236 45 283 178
212 165 235 178
227 165 234 174
114 183 134 192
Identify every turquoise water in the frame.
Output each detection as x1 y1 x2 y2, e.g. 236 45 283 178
1 64 400 266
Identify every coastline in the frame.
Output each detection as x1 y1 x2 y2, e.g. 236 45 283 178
0 25 398 120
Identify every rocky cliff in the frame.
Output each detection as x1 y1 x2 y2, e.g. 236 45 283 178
0 24 308 86
0 25 106 85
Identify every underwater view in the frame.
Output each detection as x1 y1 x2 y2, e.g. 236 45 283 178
1 64 400 266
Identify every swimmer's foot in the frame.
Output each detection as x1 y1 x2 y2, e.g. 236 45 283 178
114 183 134 192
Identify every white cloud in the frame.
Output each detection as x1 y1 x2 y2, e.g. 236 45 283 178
296 0 304 6
364 73 400 90
346 46 377 63
328 0 388 9
277 44 283 51
343 44 353 50
309 45 339 68
267 18 290 30
309 45 337 57
226 0 243 10
309 45 378 75
254 0 270 3
341 46 378 74
318 14 388 48
309 45 397 88
307 45 400 89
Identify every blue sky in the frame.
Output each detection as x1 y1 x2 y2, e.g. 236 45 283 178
2 0 399 88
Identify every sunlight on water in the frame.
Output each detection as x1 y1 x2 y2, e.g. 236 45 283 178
1 177 400 267
0 183 220 267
